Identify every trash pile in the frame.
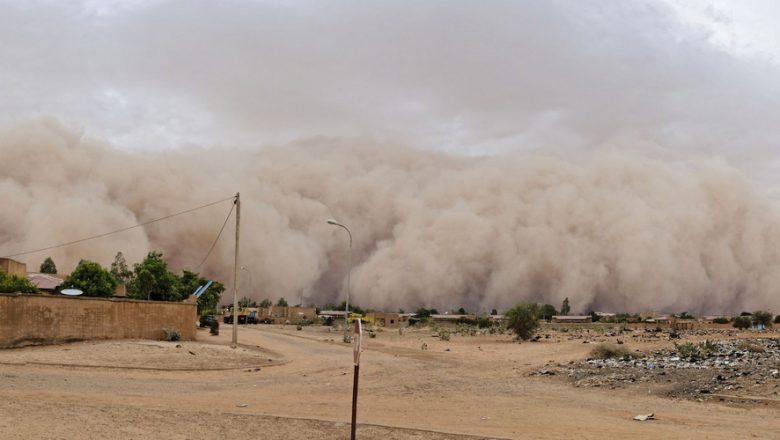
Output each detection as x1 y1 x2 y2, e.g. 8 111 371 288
533 338 780 403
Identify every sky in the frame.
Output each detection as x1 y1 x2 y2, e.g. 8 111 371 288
2 0 780 313
1 1 779 167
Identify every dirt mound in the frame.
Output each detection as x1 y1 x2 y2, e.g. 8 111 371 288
0 340 279 370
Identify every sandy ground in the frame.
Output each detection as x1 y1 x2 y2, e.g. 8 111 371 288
1 325 778 439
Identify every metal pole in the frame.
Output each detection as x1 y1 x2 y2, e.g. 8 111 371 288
351 363 359 440
232 193 241 348
327 220 352 343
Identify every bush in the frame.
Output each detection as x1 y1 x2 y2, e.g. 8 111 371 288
737 340 765 353
675 342 700 359
753 311 773 328
505 303 541 341
437 328 451 341
590 343 635 360
775 315 780 324
163 328 181 341
733 316 752 329
712 317 730 324
0 273 39 293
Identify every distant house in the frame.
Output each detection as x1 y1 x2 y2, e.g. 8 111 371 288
26 273 64 293
430 314 476 322
365 312 411 328
551 315 592 323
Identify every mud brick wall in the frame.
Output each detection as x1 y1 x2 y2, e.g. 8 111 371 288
0 293 196 348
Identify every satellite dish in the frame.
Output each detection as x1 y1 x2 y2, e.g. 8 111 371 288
61 289 83 296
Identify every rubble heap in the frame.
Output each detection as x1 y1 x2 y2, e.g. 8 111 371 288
533 338 780 404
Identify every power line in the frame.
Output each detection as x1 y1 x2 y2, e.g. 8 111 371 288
195 199 236 269
1 195 237 259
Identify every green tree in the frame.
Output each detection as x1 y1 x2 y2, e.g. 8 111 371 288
276 297 289 307
127 251 181 301
239 296 252 308
753 311 773 328
178 270 224 315
0 272 39 293
540 304 558 321
732 316 752 329
457 307 467 315
63 260 117 297
490 309 498 316
560 297 570 316
259 298 273 308
110 251 133 284
39 257 57 274
773 315 780 324
505 303 541 341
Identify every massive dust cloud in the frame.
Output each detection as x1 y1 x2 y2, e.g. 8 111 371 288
1 118 779 314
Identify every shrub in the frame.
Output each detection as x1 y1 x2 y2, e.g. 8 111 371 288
437 328 451 341
732 316 752 329
505 303 541 341
753 311 773 328
737 340 765 353
163 327 181 341
775 315 780 324
590 343 636 360
712 317 730 324
675 342 700 359
0 273 39 293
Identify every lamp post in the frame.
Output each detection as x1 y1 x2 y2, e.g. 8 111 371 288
327 219 352 343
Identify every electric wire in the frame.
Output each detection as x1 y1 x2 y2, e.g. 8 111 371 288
195 199 236 269
1 195 237 259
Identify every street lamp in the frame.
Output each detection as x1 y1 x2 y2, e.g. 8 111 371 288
327 219 352 343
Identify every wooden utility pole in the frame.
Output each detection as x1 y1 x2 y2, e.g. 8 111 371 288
232 192 241 347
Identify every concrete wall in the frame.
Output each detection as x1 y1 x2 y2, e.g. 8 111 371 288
0 293 196 348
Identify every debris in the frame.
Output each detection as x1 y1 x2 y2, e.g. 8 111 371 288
175 344 182 348
237 403 248 408
188 351 196 355
633 413 654 421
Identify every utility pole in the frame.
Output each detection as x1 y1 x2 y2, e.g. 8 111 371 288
232 192 241 348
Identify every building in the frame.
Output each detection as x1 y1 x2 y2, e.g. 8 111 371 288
258 306 317 324
430 314 476 322
0 258 27 277
551 315 592 324
365 311 411 328
26 273 64 293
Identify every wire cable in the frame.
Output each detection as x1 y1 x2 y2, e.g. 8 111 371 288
1 195 237 259
195 199 236 269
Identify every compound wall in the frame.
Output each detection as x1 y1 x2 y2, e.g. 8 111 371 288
0 293 197 348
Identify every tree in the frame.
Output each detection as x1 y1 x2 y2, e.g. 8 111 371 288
39 257 57 274
337 301 364 315
63 260 117 297
239 296 252 308
505 303 541 341
540 304 558 321
0 272 38 293
490 309 498 316
732 316 751 329
177 270 224 315
774 315 780 324
259 298 273 308
753 311 773 328
126 251 181 301
110 251 133 284
276 297 289 307
560 297 570 316
457 307 467 315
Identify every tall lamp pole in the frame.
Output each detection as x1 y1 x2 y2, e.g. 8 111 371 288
327 219 352 343
232 193 241 348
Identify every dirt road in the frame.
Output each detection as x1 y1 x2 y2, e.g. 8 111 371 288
1 325 777 439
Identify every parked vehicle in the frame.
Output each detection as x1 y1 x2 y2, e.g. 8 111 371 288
199 315 218 328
